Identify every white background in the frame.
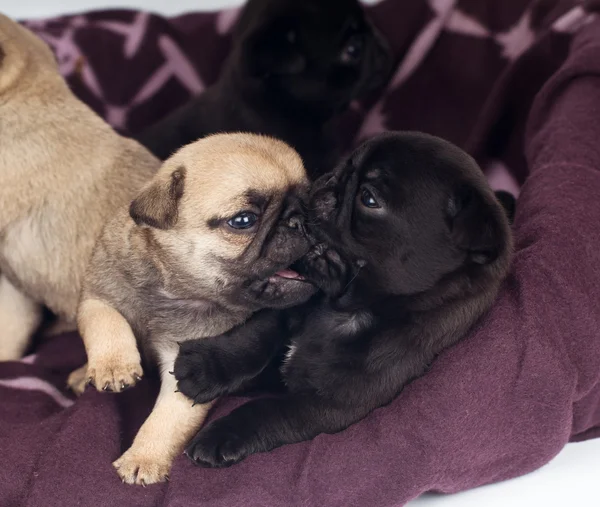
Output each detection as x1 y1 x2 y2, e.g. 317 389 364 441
2 0 383 19
1 1 598 505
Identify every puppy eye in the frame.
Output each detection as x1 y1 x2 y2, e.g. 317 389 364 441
341 35 364 64
286 29 297 44
227 212 258 230
359 188 380 209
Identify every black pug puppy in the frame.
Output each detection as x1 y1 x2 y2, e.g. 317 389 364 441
174 132 514 467
137 0 392 178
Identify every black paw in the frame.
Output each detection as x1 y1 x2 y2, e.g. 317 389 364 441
297 245 350 297
184 420 249 468
174 343 225 404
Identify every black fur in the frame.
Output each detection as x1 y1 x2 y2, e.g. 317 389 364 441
174 132 513 467
494 190 517 224
136 0 392 179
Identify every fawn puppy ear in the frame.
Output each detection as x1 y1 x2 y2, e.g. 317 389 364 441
129 167 186 229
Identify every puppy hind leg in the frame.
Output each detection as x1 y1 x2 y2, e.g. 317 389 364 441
113 352 214 485
185 394 354 467
0 275 42 361
76 298 143 393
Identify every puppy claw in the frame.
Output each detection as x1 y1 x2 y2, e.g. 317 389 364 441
113 449 172 486
87 358 143 394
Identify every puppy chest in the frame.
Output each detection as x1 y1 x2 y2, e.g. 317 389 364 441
147 299 246 343
281 310 374 390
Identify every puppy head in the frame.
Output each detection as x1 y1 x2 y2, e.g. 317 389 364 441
129 133 317 311
229 0 392 118
0 14 59 96
302 132 513 299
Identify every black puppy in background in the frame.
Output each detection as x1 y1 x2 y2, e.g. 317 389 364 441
137 0 392 178
174 132 514 467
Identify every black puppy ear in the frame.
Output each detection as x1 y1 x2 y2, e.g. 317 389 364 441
129 167 186 229
494 190 516 225
246 24 306 78
447 186 503 265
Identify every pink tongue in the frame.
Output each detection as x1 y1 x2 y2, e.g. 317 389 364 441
275 269 302 279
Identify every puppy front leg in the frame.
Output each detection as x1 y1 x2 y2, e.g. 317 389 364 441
185 394 354 468
0 275 42 361
72 298 143 393
113 352 214 485
175 309 285 404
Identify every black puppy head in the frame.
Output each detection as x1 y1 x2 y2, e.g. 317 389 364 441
230 0 392 118
304 132 512 298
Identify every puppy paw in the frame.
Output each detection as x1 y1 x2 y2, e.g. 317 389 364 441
87 355 143 393
174 346 227 404
184 421 248 468
67 365 89 396
113 449 171 486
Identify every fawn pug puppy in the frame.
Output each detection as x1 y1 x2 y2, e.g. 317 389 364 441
0 14 159 361
71 133 316 485
174 132 514 467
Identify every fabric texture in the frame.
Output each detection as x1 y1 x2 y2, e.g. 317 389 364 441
2 1 600 505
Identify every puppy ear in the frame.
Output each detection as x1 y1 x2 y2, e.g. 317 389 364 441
447 186 503 265
129 167 186 229
247 25 306 77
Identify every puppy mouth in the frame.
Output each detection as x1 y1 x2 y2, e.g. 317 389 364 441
269 268 307 283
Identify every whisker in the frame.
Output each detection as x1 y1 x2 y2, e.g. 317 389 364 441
343 265 363 292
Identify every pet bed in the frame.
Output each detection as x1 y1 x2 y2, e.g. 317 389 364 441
1 1 600 505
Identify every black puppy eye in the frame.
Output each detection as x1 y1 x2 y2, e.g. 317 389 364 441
227 212 258 230
286 29 297 44
341 35 364 64
359 188 380 209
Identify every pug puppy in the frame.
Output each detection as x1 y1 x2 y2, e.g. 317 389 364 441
174 132 514 467
0 15 159 361
137 0 392 178
70 133 317 484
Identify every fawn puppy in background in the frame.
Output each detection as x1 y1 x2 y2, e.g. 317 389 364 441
137 0 392 178
174 132 514 467
0 14 159 361
71 133 317 485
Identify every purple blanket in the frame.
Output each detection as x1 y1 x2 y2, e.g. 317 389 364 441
2 1 600 505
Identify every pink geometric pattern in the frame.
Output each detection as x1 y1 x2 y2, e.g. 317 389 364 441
0 377 74 408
